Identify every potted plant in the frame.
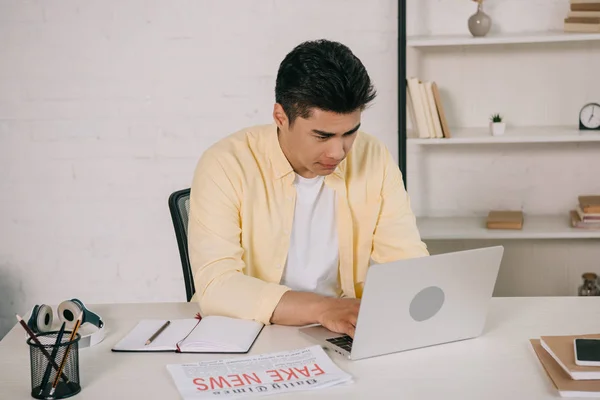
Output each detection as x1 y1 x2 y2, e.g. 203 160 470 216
489 113 505 136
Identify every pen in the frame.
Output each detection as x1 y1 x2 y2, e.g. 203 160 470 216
39 322 66 396
145 320 170 345
50 312 83 397
15 314 71 384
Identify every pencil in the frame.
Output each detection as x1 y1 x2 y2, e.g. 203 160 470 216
39 321 66 396
50 312 82 396
145 320 171 345
15 314 71 384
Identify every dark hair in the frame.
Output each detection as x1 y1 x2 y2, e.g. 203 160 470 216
275 39 377 125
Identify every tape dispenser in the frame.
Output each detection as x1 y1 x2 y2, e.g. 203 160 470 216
27 298 106 348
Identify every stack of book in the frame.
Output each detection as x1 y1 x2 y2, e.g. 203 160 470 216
406 77 451 139
530 334 600 398
564 0 600 33
570 195 600 230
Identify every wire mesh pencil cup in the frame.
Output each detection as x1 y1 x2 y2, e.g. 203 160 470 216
27 331 81 399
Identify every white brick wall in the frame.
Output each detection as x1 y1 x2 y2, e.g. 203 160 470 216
0 0 399 338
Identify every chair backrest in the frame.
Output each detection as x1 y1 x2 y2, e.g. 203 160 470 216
168 188 195 301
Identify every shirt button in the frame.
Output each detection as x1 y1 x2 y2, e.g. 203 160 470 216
277 264 282 269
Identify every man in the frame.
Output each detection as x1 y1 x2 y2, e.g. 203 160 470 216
187 39 428 338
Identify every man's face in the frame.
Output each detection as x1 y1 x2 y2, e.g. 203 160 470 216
274 104 361 179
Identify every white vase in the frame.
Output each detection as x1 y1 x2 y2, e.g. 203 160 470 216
490 122 505 136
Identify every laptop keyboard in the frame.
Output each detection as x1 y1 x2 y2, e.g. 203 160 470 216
326 335 353 352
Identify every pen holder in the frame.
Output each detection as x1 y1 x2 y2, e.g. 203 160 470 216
27 331 81 399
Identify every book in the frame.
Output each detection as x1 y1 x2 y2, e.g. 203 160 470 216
571 3 600 12
576 205 600 221
486 210 524 230
424 81 444 138
111 316 264 353
568 10 600 17
565 22 600 32
407 77 431 138
580 196 600 214
431 82 451 138
531 339 600 397
565 16 600 23
406 84 419 138
420 81 437 138
571 210 600 229
540 334 600 380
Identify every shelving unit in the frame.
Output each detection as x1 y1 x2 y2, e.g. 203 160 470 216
397 1 600 242
417 215 600 240
407 30 600 48
408 126 600 145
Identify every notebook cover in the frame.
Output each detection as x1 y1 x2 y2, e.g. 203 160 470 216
531 339 600 396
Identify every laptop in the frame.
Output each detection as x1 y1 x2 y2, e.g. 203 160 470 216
299 246 504 360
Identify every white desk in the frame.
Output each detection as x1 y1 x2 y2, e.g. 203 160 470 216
2 297 600 399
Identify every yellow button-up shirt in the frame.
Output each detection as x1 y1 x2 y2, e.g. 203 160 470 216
188 124 428 324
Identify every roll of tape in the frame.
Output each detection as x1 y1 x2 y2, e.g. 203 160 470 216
35 304 53 333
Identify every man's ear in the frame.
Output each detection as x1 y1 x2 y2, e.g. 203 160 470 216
273 103 288 130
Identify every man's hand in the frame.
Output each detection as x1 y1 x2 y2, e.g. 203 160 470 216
317 297 361 338
270 291 361 338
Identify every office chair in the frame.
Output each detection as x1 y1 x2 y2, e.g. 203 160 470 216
168 188 195 302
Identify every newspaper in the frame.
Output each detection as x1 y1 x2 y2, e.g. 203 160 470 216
166 345 352 399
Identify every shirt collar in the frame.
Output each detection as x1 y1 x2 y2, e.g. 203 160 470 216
267 123 346 181
267 124 294 179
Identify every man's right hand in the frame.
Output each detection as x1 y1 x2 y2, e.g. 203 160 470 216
317 297 361 338
270 291 361 337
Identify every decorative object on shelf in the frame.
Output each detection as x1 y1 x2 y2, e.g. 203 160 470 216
578 272 600 296
489 113 506 136
579 102 600 131
468 0 492 37
486 210 523 230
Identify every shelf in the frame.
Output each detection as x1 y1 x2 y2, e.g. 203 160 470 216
408 126 600 145
416 215 600 240
407 30 600 47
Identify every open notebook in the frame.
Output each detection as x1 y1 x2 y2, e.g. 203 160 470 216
112 316 264 353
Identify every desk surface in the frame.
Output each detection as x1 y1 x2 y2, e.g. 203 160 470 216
2 297 600 399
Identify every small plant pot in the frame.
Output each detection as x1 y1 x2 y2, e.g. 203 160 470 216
490 122 506 136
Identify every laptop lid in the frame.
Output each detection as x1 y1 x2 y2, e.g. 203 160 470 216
350 246 504 360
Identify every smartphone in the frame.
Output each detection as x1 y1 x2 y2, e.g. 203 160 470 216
574 338 600 366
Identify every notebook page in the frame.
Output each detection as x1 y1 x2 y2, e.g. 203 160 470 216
180 316 263 352
112 319 199 351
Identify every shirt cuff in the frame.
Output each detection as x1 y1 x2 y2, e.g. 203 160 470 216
256 283 292 325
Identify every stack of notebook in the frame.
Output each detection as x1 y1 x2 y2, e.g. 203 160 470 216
570 195 600 230
530 334 600 397
564 0 600 33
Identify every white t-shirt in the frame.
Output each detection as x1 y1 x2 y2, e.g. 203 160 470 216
280 174 340 297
